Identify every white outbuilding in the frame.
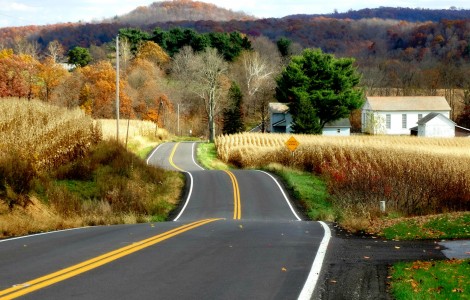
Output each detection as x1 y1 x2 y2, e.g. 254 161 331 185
416 112 455 137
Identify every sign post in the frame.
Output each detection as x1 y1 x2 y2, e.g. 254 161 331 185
285 136 300 165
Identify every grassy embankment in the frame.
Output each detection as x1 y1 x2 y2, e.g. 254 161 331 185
206 134 470 299
0 99 183 238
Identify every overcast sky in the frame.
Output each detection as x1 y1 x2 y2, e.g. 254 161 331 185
1 0 469 28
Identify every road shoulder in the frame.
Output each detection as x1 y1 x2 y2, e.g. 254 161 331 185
313 223 446 300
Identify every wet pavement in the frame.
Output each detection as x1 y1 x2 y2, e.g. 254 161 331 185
313 223 455 300
439 240 470 259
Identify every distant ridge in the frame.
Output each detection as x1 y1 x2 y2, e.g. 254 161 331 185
107 0 255 26
284 7 470 22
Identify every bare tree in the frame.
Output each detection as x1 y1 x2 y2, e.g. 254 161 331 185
173 47 228 142
46 40 65 63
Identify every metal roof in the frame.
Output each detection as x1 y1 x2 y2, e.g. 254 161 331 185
268 102 289 114
365 96 451 111
324 118 351 128
417 112 455 125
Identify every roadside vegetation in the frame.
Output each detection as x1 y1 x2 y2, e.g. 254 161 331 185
215 133 470 234
390 259 470 299
0 99 183 238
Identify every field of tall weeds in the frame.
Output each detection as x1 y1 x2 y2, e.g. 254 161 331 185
215 133 470 224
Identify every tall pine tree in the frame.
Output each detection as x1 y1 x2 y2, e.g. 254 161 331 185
223 82 244 135
275 48 364 134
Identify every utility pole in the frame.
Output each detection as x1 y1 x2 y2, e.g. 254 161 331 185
116 34 120 141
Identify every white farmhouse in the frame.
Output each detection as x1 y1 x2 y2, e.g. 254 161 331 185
268 102 351 135
361 96 451 135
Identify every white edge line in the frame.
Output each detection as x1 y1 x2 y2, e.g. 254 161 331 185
173 170 194 221
298 221 331 300
191 142 205 170
145 142 194 221
256 170 302 221
146 143 165 165
0 227 89 243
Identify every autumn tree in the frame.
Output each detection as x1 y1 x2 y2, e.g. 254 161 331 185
78 61 131 118
37 57 68 102
125 56 165 119
135 41 170 68
0 51 39 99
276 48 364 134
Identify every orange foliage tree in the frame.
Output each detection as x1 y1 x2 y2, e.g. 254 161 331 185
37 57 69 102
136 41 170 67
0 50 40 99
77 61 132 118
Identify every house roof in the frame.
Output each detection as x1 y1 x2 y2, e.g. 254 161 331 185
365 96 451 111
324 118 351 128
417 112 455 125
268 102 289 113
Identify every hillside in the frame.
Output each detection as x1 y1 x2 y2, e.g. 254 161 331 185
105 0 255 25
287 7 470 22
2 5 470 52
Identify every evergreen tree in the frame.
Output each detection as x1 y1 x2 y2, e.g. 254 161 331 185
67 47 92 67
275 48 364 134
223 82 244 135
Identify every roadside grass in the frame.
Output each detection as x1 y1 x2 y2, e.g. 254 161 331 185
197 143 230 170
263 163 335 221
390 259 470 299
372 213 470 240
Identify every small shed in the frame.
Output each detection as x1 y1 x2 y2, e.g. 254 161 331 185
268 102 351 135
323 118 351 136
417 113 455 137
269 103 293 133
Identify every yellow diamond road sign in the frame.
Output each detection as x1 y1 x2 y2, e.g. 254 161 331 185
285 136 300 152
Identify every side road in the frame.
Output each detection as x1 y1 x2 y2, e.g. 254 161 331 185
313 223 447 300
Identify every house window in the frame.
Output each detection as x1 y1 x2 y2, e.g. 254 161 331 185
402 114 407 129
386 114 391 129
418 114 423 121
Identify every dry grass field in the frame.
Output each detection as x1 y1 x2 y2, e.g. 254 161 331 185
215 133 470 226
99 119 169 158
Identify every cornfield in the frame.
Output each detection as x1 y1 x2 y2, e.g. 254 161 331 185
215 133 470 216
0 98 101 172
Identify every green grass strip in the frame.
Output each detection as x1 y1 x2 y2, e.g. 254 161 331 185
382 213 470 240
263 164 335 221
391 259 470 299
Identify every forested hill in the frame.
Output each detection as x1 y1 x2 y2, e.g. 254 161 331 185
106 0 255 25
2 5 470 55
288 7 470 22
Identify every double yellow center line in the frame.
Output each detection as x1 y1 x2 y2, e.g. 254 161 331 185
0 218 220 300
168 143 241 220
224 171 241 220
169 142 185 172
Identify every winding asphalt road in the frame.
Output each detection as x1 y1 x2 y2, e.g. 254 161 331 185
0 142 329 299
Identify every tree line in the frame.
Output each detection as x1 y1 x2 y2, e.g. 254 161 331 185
1 25 469 138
